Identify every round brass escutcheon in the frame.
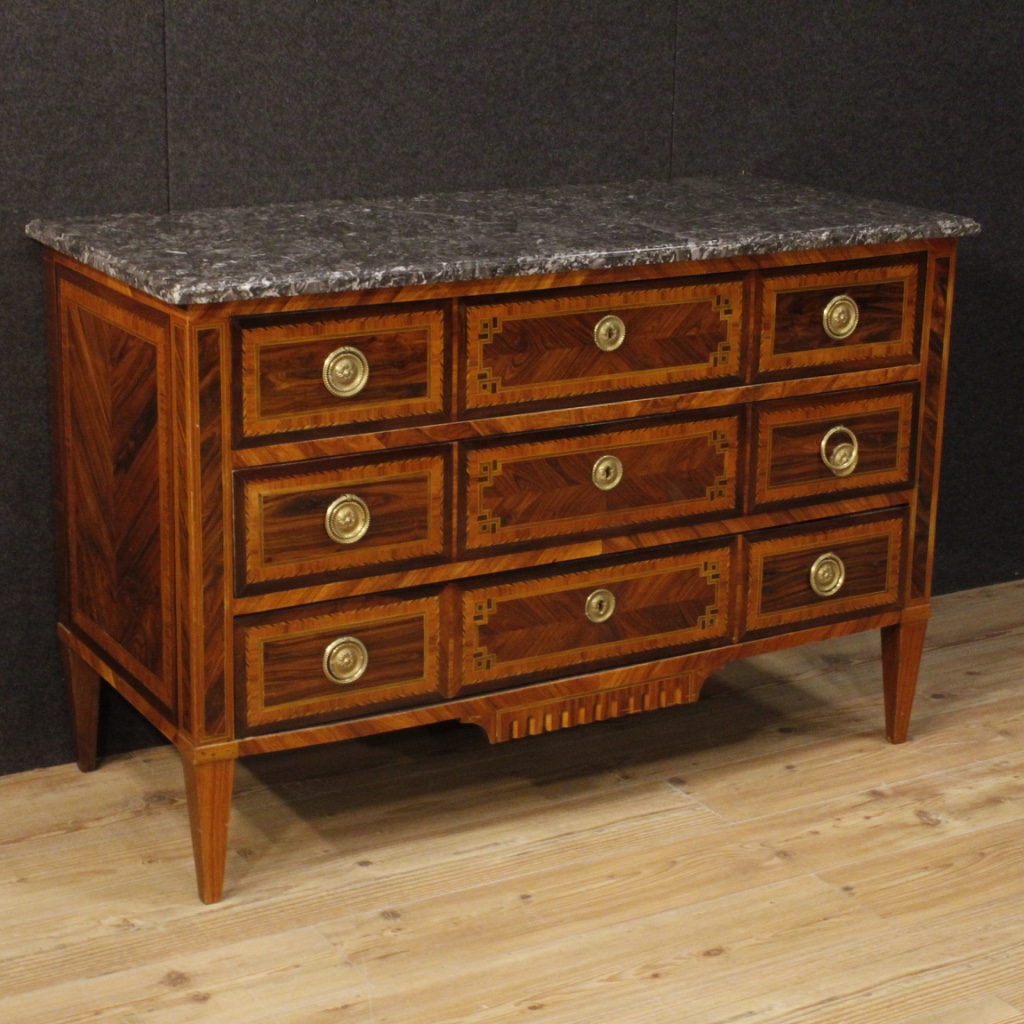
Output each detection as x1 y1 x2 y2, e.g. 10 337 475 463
594 314 626 352
592 454 624 491
322 345 370 398
585 587 616 623
809 551 846 598
322 636 369 685
820 424 860 478
324 493 371 544
822 294 860 341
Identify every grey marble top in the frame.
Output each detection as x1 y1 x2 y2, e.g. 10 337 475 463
25 178 980 306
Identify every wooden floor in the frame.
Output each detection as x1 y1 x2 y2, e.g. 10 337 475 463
1 581 1022 1023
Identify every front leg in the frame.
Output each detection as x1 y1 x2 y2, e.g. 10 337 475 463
880 612 929 743
180 751 236 904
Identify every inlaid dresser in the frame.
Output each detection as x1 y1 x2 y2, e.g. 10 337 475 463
27 179 979 902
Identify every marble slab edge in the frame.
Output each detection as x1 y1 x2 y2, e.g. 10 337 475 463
25 178 981 306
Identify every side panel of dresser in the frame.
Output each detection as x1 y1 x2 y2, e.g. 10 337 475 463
48 258 238 901
881 248 956 741
48 260 181 768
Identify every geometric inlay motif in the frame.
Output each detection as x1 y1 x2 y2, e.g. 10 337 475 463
476 315 503 394
476 459 504 533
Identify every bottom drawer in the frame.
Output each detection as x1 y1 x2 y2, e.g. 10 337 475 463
745 512 904 634
460 546 732 693
237 593 445 732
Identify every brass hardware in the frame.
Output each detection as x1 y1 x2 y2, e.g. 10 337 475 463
809 551 846 598
324 494 371 544
594 314 626 351
322 345 370 397
820 425 860 477
322 636 369 685
822 294 859 340
592 454 624 491
585 588 616 623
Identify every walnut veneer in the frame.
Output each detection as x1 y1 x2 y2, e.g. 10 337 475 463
46 237 958 902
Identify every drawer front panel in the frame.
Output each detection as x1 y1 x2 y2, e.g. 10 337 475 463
464 414 740 551
465 280 743 410
238 305 446 439
239 594 444 731
760 261 919 375
461 547 731 690
745 513 904 634
752 387 916 507
237 451 448 591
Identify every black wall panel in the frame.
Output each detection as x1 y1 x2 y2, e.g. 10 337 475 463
671 0 1024 594
0 0 1019 776
164 0 676 207
0 2 169 774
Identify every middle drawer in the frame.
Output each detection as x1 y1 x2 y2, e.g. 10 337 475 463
463 414 741 552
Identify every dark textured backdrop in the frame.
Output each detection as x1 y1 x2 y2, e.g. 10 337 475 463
1 0 1020 776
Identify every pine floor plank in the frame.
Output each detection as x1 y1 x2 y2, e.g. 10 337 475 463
304 874 1019 1024
310 876 895 1024
896 996 1024 1024
0 928 356 1024
306 748 1024 976
0 580 1020 1023
820 818 1024 927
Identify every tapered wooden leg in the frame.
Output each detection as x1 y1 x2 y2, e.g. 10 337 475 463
181 753 236 904
63 644 102 772
881 617 929 744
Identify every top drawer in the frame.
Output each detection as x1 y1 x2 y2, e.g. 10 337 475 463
464 279 744 412
236 304 447 441
759 260 920 376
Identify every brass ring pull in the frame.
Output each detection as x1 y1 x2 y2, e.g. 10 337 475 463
809 552 846 598
585 588 616 623
820 425 860 478
822 294 859 340
322 636 369 685
594 314 626 352
324 494 371 544
592 454 623 491
323 345 370 397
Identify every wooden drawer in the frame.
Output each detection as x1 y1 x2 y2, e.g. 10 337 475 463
464 279 743 411
745 512 904 634
751 387 916 508
759 260 919 376
236 450 449 592
237 593 445 732
460 546 731 692
236 304 446 440
464 414 740 552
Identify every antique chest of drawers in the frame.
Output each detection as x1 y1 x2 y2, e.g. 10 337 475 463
27 179 979 901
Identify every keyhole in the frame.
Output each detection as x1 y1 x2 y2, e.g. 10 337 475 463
586 588 616 622
592 455 623 490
